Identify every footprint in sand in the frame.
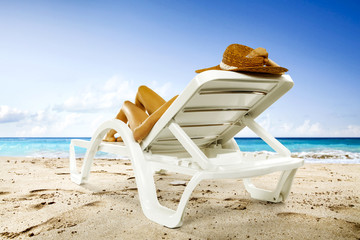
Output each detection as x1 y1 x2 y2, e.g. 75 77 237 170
0 215 79 238
223 198 251 210
29 188 85 194
31 201 55 210
83 200 102 207
19 189 86 202
0 200 103 238
277 212 310 218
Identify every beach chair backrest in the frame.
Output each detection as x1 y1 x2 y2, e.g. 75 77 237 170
141 70 293 153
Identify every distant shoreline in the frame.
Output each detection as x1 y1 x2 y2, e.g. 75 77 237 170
1 137 359 163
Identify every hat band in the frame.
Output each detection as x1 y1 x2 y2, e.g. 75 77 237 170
220 61 238 70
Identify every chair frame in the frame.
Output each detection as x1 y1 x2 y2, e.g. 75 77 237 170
69 71 304 228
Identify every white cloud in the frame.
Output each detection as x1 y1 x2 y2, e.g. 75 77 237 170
227 114 360 138
11 74 358 138
90 114 107 132
53 75 175 113
54 76 137 112
53 113 82 132
334 124 360 137
13 109 101 137
0 105 28 123
236 118 325 137
347 125 360 135
149 81 174 100
3 75 177 137
279 122 294 133
295 120 322 136
16 126 48 137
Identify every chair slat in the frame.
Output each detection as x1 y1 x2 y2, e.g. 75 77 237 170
199 89 267 95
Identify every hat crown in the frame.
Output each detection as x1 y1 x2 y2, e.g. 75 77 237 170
222 44 265 68
195 43 288 74
224 44 253 57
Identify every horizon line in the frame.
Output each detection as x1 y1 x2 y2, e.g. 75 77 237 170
1 137 359 139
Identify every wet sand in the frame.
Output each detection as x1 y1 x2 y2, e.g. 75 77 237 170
0 156 359 239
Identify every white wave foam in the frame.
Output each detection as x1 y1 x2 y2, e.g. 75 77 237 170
291 150 360 160
250 150 360 163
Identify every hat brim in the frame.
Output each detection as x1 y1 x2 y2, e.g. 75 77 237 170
195 65 288 75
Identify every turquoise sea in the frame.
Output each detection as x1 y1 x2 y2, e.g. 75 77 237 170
0 137 359 163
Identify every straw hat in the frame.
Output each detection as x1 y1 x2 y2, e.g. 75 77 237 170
195 44 288 74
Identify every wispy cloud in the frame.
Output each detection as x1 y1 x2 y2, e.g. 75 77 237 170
334 124 360 137
0 106 61 136
53 76 174 113
15 111 88 137
53 76 136 112
279 122 294 133
5 74 357 138
295 120 322 136
236 117 327 137
3 75 175 137
16 126 48 137
0 105 29 123
346 125 360 135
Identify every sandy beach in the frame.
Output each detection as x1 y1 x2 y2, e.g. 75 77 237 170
0 156 359 240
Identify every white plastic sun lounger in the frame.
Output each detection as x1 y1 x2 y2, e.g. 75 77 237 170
69 70 303 228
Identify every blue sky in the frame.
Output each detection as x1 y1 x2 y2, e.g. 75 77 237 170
0 0 359 137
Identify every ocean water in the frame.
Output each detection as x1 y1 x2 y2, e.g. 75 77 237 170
0 137 359 163
0 137 112 159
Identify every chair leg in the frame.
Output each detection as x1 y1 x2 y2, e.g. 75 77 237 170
69 120 130 185
157 173 204 228
69 141 86 185
133 158 204 228
69 119 203 228
69 130 107 185
243 169 298 203
123 135 204 228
